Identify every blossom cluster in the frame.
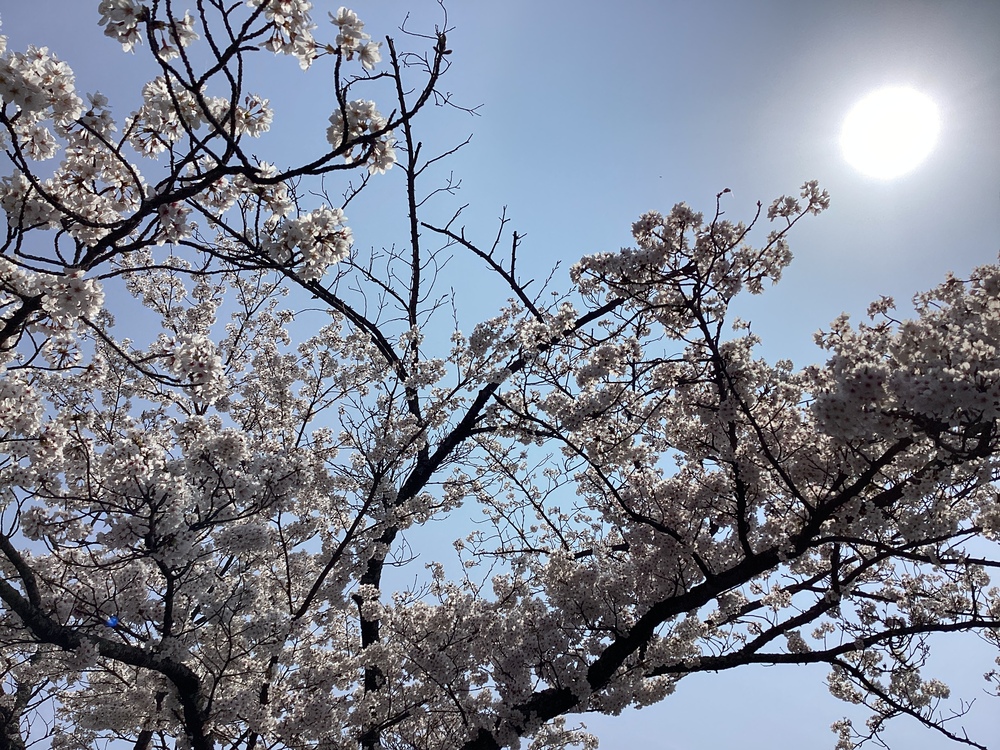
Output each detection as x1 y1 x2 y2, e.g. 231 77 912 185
568 183 830 342
264 205 353 281
97 0 147 51
126 77 273 157
0 68 144 245
38 269 106 325
229 162 295 222
0 261 105 334
157 332 226 401
330 6 381 70
249 0 317 69
326 99 397 174
0 367 42 436
812 263 1000 448
155 200 194 245
0 44 83 125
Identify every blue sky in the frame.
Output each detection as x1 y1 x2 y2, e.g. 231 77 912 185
3 1 999 747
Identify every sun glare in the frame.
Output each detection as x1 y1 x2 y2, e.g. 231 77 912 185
840 87 940 180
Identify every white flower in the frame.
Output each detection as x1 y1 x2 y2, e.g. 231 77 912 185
358 41 381 71
367 134 396 174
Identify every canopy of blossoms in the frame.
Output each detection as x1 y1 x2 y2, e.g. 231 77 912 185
0 4 998 750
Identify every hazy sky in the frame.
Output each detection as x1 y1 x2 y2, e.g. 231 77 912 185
2 1 999 748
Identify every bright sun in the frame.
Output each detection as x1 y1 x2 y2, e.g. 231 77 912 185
840 87 940 179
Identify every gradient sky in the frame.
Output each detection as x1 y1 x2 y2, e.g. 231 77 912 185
2 1 999 748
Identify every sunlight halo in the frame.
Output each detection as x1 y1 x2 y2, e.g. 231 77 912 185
840 87 940 180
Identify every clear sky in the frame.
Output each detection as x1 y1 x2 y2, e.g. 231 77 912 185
2 1 999 748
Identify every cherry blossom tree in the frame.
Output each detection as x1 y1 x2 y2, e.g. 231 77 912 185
1 3 999 750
